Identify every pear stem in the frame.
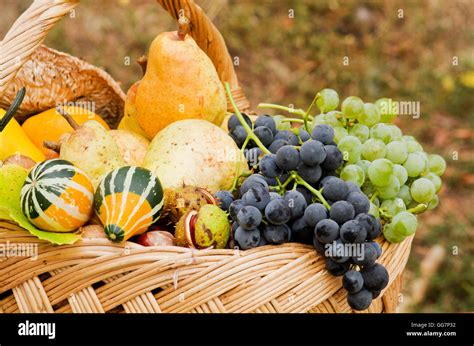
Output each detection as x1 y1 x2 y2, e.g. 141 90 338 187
43 140 61 153
137 55 148 75
178 16 190 40
56 106 80 130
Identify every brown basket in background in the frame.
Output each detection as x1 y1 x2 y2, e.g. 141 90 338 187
0 0 413 313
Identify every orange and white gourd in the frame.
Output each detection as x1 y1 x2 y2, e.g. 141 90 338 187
20 159 94 232
94 166 164 242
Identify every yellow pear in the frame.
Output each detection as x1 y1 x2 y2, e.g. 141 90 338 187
135 20 227 138
118 81 149 138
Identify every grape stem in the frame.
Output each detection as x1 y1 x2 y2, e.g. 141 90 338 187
257 103 306 117
225 83 271 155
370 192 379 203
294 176 331 210
280 118 305 123
407 203 428 214
280 175 295 190
303 92 319 133
229 136 251 192
379 208 392 221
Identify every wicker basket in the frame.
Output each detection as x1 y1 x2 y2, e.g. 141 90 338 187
0 0 413 313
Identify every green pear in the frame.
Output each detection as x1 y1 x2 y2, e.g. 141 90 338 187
143 119 248 194
60 121 126 187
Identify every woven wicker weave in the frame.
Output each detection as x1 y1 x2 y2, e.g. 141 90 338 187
0 0 413 313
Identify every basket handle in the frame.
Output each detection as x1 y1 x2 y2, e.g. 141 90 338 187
0 0 250 111
0 0 79 94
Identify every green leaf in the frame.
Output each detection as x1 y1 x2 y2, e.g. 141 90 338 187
0 164 81 245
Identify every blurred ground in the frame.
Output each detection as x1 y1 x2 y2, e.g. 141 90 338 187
2 0 473 312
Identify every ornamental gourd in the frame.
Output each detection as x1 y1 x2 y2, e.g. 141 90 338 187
94 166 164 242
20 159 94 232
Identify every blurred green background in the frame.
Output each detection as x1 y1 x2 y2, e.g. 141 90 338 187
2 0 473 312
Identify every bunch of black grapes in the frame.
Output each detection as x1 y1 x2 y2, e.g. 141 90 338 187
227 113 343 183
216 113 389 311
314 176 389 310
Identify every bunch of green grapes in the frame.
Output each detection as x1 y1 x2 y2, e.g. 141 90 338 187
294 89 446 243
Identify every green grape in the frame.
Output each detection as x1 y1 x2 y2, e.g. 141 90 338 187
427 195 439 210
373 197 380 207
341 164 365 186
362 181 376 196
383 223 405 243
402 135 417 142
274 115 292 131
349 123 370 142
333 126 348 143
401 135 423 153
369 202 379 217
316 88 339 113
407 200 420 209
341 96 364 119
338 135 362 163
393 164 408 185
358 103 381 126
417 151 429 161
370 123 393 144
403 153 426 177
391 211 417 237
406 140 423 153
362 138 386 161
368 158 394 186
410 178 436 204
312 115 325 126
356 159 371 175
375 98 398 123
381 197 406 216
385 141 408 164
425 172 442 192
414 151 429 175
387 124 403 140
397 185 412 205
428 154 447 176
322 111 343 127
376 175 400 199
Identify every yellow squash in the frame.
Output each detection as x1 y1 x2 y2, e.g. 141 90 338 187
22 106 109 158
0 108 45 162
